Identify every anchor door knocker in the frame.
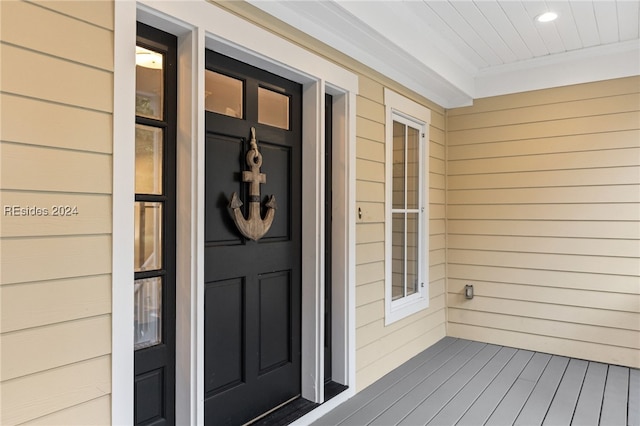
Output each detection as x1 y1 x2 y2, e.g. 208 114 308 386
229 127 276 241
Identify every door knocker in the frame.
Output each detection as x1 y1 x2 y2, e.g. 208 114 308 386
229 127 277 241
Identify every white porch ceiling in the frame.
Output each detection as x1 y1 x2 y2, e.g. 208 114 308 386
247 0 640 107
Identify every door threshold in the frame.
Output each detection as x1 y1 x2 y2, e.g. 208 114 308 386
248 397 317 426
249 382 348 426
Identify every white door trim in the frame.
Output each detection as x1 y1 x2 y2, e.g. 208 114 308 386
113 1 357 424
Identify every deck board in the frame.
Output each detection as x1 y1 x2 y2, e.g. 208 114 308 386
629 368 640 426
316 337 458 425
456 349 534 426
571 362 607 426
397 344 501 425
484 352 551 425
312 338 638 426
369 341 487 425
426 346 517 426
514 355 570 425
600 365 629 425
542 358 588 425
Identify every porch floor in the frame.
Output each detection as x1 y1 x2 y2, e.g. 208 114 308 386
313 337 639 425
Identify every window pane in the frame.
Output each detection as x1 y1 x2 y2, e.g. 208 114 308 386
406 213 419 297
392 213 405 300
392 121 405 209
258 87 290 129
406 126 420 210
205 70 243 118
136 46 164 120
135 125 163 195
134 277 162 349
134 202 163 271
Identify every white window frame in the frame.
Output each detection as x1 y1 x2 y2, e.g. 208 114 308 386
384 88 430 326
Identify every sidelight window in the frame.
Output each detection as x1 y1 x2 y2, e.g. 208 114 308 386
134 39 174 350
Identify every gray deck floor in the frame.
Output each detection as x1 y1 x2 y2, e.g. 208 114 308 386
313 337 639 426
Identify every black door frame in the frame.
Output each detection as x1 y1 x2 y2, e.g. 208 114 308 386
134 22 177 426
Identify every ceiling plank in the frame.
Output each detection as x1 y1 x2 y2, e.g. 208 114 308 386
451 1 518 64
427 1 503 67
474 0 533 61
523 1 566 54
570 1 601 47
406 1 488 69
594 1 620 44
547 1 583 51
617 0 640 41
499 1 549 57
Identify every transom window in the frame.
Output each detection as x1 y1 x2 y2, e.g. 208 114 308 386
384 89 430 325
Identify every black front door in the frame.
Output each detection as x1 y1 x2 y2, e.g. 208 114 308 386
203 51 302 425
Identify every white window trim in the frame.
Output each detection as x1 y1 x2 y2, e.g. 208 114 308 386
384 88 431 326
114 1 358 424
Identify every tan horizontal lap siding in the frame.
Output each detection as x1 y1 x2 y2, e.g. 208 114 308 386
355 76 447 391
0 1 114 424
446 76 640 368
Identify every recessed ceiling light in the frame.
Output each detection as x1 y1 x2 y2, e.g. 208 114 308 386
536 11 558 23
136 46 163 69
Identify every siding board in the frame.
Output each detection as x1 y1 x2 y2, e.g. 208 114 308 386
356 262 385 287
28 0 114 29
357 96 385 123
0 1 114 422
356 158 385 183
0 275 111 333
1 94 113 153
1 143 112 194
446 295 640 331
448 234 640 258
447 203 640 221
356 137 385 162
0 235 111 285
0 44 112 112
448 264 639 294
447 77 640 369
448 130 640 160
448 167 640 189
1 191 111 237
357 294 446 351
356 116 385 143
448 184 640 205
22 395 111 426
449 219 640 239
448 248 640 276
448 279 640 312
448 309 639 349
449 148 640 175
448 111 640 146
0 355 111 425
1 315 111 381
448 93 640 131
1 0 113 71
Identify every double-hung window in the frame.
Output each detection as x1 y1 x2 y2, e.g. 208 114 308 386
384 89 430 325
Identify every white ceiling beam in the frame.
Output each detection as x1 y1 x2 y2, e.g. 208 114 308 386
475 39 640 99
